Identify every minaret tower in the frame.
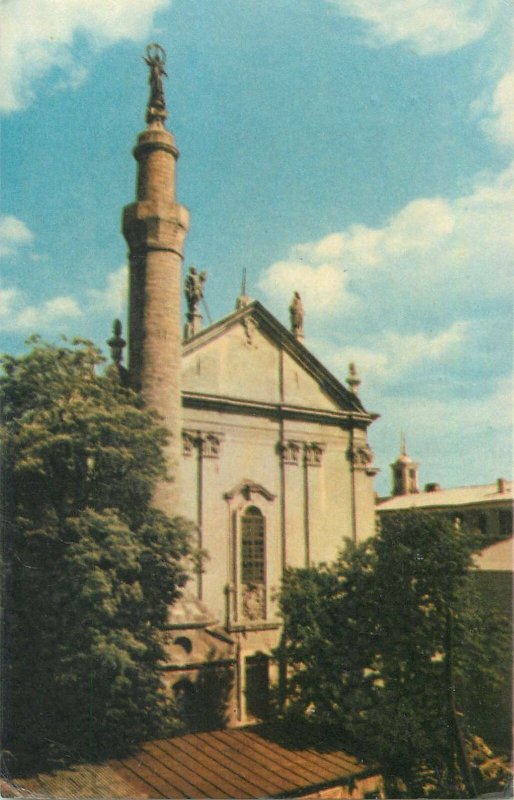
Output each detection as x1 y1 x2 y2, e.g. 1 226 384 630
391 433 419 496
123 44 189 511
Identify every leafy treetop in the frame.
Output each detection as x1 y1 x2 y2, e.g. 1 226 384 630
1 337 194 769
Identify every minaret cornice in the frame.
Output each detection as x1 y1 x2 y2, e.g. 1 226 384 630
133 130 179 161
122 201 189 251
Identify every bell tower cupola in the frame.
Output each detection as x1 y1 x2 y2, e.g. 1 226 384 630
391 434 419 496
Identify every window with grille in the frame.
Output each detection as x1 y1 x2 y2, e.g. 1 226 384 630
241 506 265 584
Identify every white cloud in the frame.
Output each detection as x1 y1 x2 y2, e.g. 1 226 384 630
481 68 514 147
87 265 128 316
390 375 511 436
258 260 351 315
325 0 513 150
259 161 514 319
0 215 34 257
0 286 82 332
0 286 21 318
326 0 502 55
15 296 82 328
0 264 128 333
0 0 172 112
322 321 469 383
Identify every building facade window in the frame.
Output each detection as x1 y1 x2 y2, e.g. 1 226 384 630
242 506 265 584
499 509 512 537
477 513 488 536
241 506 266 620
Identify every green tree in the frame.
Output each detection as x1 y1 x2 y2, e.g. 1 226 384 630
278 542 378 743
277 512 510 798
1 338 193 769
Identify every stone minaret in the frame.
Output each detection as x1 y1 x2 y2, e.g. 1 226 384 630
123 44 189 512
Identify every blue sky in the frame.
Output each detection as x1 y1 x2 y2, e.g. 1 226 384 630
1 0 513 494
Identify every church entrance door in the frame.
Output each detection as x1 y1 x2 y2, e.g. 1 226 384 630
245 654 269 720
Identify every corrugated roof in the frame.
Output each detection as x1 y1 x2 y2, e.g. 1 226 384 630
6 727 372 799
377 481 513 512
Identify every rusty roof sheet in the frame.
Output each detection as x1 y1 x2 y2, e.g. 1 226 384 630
5 727 370 799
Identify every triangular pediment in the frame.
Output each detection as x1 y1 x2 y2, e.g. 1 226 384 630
181 301 370 416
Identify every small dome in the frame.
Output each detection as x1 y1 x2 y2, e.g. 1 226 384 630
394 452 414 465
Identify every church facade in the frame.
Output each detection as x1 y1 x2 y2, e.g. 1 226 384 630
119 46 378 724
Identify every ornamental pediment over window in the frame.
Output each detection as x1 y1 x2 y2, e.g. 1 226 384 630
223 480 276 503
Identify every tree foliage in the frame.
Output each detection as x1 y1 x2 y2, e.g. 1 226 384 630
278 512 510 798
1 338 193 768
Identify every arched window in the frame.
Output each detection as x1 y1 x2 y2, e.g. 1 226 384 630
173 636 193 655
241 506 265 585
241 506 266 620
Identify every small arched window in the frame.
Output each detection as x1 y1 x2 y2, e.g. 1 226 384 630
241 506 265 585
173 636 193 655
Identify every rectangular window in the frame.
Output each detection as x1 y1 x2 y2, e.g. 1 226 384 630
241 507 265 584
499 510 512 537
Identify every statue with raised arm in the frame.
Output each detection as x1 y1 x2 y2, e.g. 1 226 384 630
185 266 207 315
289 291 304 339
144 43 168 111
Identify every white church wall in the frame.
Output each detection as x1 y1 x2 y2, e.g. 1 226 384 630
281 349 344 412
182 322 281 404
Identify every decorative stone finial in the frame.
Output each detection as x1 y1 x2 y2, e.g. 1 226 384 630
143 43 168 126
289 291 304 340
400 430 407 456
107 319 126 365
347 362 361 394
184 266 207 340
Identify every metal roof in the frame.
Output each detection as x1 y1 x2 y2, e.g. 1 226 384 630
6 727 373 799
377 481 513 512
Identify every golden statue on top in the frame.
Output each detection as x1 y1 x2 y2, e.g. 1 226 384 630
144 43 168 122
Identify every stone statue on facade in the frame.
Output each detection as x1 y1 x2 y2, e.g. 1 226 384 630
185 266 207 314
289 291 304 339
184 266 207 340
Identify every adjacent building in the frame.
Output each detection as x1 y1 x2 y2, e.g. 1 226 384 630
377 442 513 749
377 439 512 542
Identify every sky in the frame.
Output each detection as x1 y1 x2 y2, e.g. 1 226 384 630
1 0 513 495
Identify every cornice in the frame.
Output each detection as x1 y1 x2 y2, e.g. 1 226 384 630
226 621 281 633
181 390 376 427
